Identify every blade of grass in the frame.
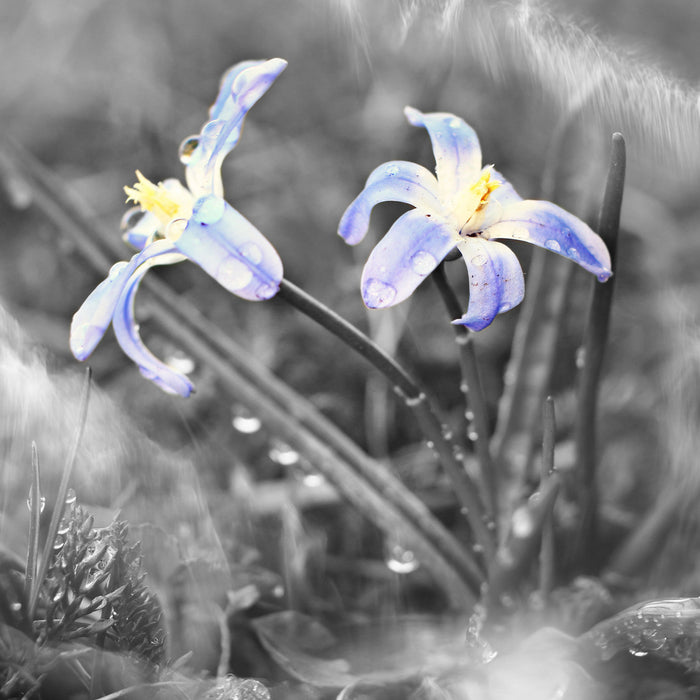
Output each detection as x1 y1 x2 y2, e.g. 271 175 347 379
574 132 625 571
24 441 42 607
28 367 92 619
539 396 556 600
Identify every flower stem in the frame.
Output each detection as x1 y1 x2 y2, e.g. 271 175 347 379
277 278 494 560
431 263 498 531
539 396 556 599
574 132 625 571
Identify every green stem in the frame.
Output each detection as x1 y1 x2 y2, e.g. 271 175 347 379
277 278 494 560
431 264 498 532
574 132 625 571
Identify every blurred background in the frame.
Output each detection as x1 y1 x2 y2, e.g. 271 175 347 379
2 0 700 680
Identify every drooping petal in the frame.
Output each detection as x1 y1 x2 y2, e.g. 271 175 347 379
483 200 613 281
70 240 185 360
173 195 283 301
404 107 482 198
453 238 525 331
111 255 195 397
183 58 287 198
360 208 456 309
338 161 442 245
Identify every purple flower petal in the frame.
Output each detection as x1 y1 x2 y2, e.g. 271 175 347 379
70 240 183 360
483 200 613 281
404 107 482 197
183 58 287 198
111 260 194 397
175 195 283 300
360 208 456 309
338 161 441 245
453 238 525 331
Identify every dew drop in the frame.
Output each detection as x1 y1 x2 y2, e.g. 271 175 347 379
165 218 187 241
575 346 586 369
404 392 426 407
241 242 263 265
511 505 535 539
498 301 512 313
566 246 579 259
231 404 262 434
65 488 77 506
192 195 225 225
26 490 46 513
269 441 300 466
121 207 146 231
470 254 487 267
467 430 479 441
166 350 195 374
449 117 462 129
178 136 200 164
108 261 127 280
544 238 561 253
255 282 278 300
217 258 254 291
510 228 529 241
301 472 326 488
410 250 438 276
9 601 22 613
386 165 400 176
385 539 420 574
629 648 648 657
363 278 397 307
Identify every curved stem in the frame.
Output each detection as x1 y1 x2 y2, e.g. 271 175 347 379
277 278 494 560
431 264 498 533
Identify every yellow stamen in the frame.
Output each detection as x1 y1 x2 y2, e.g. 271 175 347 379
124 171 188 227
471 166 501 211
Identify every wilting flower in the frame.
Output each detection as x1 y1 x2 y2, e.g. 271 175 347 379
70 58 287 396
338 106 612 331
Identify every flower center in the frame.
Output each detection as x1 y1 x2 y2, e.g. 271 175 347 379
124 171 193 228
455 166 501 237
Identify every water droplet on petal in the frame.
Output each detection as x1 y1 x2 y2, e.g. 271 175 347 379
166 350 195 374
231 404 262 434
567 246 579 259
192 195 225 225
165 218 187 241
363 278 397 307
241 242 263 265
386 165 399 176
121 207 147 231
449 117 462 128
510 228 529 240
255 282 278 300
269 440 300 466
544 238 561 253
108 261 128 280
498 301 512 313
470 254 488 267
217 258 254 291
410 250 437 276
178 136 200 164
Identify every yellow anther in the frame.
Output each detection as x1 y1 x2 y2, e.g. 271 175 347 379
470 166 501 211
124 171 187 227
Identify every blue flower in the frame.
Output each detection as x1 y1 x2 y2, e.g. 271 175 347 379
338 107 612 331
70 58 287 396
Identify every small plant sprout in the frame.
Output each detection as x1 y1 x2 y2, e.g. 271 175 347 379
70 58 287 396
339 106 613 330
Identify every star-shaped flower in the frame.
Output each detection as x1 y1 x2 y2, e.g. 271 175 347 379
70 58 287 396
338 107 612 331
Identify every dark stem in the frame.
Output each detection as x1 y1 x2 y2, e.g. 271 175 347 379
539 396 556 599
277 278 494 560
431 263 498 531
574 132 625 571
